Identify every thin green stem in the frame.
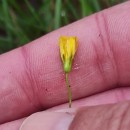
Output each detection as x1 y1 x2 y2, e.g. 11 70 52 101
65 73 72 108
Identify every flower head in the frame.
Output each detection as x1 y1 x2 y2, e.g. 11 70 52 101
59 36 78 73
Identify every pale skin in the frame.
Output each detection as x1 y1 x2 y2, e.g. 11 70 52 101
0 1 130 130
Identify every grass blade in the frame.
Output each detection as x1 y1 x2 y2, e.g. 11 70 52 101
54 0 62 29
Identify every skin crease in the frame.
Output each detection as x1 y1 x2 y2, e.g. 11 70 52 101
0 1 130 129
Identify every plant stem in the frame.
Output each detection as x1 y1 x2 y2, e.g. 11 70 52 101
65 73 72 108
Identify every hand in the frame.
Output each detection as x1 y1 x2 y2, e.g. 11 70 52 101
0 1 130 130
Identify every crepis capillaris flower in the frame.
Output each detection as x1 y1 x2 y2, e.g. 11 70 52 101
59 36 78 73
59 36 78 108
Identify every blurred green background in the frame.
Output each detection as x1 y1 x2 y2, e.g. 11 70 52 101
0 0 126 54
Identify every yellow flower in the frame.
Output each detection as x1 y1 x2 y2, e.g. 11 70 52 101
59 36 78 73
59 36 78 108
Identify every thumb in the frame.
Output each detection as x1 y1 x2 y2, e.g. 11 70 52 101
20 101 130 130
19 110 75 130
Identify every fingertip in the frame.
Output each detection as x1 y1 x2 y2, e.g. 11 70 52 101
19 111 75 130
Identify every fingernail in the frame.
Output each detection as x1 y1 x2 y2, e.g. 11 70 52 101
20 111 75 130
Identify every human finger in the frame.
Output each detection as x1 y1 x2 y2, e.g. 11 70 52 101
0 118 25 130
48 87 130 110
1 87 130 130
20 101 130 130
0 1 130 123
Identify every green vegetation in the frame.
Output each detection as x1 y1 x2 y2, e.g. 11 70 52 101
0 0 126 53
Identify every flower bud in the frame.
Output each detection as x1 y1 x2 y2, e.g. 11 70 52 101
59 36 78 73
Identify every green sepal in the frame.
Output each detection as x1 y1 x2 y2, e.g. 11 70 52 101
64 60 72 73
